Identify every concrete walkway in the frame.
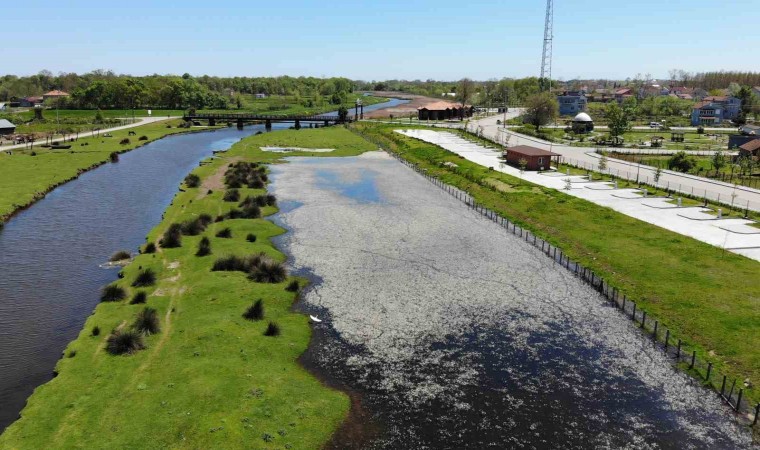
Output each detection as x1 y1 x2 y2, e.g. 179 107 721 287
0 116 177 153
397 129 760 262
466 114 760 212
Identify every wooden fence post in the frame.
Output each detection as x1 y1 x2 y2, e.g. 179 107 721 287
690 350 696 369
706 362 713 382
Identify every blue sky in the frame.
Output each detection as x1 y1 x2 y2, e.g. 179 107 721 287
5 0 758 81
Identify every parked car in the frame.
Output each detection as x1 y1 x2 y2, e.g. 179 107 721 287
649 122 662 128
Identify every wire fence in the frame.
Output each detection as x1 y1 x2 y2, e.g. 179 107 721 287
350 126 760 429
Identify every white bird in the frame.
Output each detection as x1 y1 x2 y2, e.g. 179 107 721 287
309 315 322 323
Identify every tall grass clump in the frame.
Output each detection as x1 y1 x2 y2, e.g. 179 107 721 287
133 307 161 335
246 233 257 243
132 268 156 287
109 250 131 262
264 322 280 337
106 329 145 355
130 291 147 304
242 299 264 321
91 326 101 336
196 236 212 256
181 214 212 235
285 280 300 292
224 161 266 189
223 189 240 202
109 152 119 162
211 253 266 272
101 284 126 302
216 227 232 238
143 242 156 254
159 223 183 248
184 174 201 188
249 260 287 283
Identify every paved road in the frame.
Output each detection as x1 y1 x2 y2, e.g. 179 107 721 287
466 114 760 212
535 124 737 132
0 116 177 152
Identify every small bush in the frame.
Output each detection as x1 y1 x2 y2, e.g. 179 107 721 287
216 227 232 238
249 260 287 283
138 135 148 141
243 299 264 321
132 269 156 287
133 307 161 335
241 205 261 219
106 329 145 355
159 223 183 248
285 280 300 292
223 189 240 202
184 174 201 188
226 208 243 219
181 215 211 236
196 237 212 256
92 326 101 336
119 138 130 145
246 233 257 243
264 322 280 337
214 215 225 223
101 285 126 302
109 250 131 262
211 253 266 272
143 242 157 254
265 194 277 206
130 291 147 304
109 152 119 162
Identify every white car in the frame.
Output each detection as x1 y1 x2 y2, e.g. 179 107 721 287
649 122 661 128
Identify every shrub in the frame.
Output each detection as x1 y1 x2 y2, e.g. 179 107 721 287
285 280 300 292
667 151 697 173
106 329 145 355
184 173 201 188
181 215 211 236
264 322 280 337
133 307 161 335
101 285 126 302
109 152 119 162
130 291 147 304
249 260 287 283
119 138 130 145
241 205 261 219
67 350 77 358
109 250 131 262
246 233 257 243
159 223 183 248
132 269 156 287
196 236 212 256
143 242 156 254
138 135 148 141
248 179 265 189
223 189 240 202
211 253 267 273
216 227 232 238
214 215 225 223
92 326 101 336
242 299 264 321
265 194 277 206
226 208 243 219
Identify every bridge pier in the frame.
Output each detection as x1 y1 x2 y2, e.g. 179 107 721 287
265 119 272 131
360 104 364 119
324 120 329 127
295 120 301 130
237 119 244 130
209 118 216 126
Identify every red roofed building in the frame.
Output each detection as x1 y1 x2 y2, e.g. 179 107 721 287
738 139 760 159
43 90 70 101
503 145 561 171
418 101 473 121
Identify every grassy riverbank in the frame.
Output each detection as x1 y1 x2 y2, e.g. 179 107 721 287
0 127 375 449
0 119 202 222
351 122 760 406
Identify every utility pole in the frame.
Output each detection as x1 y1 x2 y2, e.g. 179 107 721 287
540 0 554 92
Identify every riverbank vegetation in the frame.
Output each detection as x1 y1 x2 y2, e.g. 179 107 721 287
351 122 760 406
0 126 374 448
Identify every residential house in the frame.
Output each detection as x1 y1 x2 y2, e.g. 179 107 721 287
254 93 267 99
729 124 760 149
19 96 43 107
738 139 760 159
0 119 16 135
418 101 473 121
557 91 587 115
691 96 741 125
639 85 669 98
614 88 634 103
703 96 741 120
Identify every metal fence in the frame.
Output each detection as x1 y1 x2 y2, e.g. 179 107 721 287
351 125 760 429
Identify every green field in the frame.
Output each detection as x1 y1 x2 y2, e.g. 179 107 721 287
0 127 375 449
0 119 199 221
352 122 760 406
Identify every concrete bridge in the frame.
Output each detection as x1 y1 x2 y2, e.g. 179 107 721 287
183 112 358 130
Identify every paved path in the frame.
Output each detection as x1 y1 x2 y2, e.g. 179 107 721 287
398 129 760 262
0 116 177 152
466 114 760 212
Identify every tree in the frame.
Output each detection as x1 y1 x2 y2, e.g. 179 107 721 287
653 166 663 186
598 151 608 173
518 158 528 183
736 86 756 124
605 103 631 138
458 78 474 120
337 106 348 123
667 151 696 173
523 92 558 132
711 149 727 176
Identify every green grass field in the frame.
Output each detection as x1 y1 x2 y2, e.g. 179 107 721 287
0 127 375 449
353 122 760 406
0 119 198 221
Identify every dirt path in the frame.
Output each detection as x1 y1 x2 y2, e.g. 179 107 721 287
197 157 240 199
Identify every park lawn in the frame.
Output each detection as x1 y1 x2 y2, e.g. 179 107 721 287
0 126 374 449
353 122 760 405
0 119 199 221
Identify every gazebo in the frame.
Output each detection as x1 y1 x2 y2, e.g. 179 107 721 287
571 112 594 133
